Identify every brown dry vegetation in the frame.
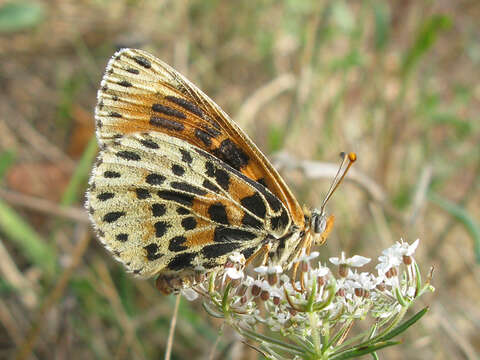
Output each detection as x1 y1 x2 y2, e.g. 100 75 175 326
0 1 479 359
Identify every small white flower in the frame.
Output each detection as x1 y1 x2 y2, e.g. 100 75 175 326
309 265 329 278
294 249 320 263
229 252 246 265
224 266 244 280
398 238 419 256
181 288 199 301
329 252 371 267
376 245 402 273
254 264 283 275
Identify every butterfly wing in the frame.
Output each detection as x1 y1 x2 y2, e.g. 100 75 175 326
95 48 305 228
87 131 291 278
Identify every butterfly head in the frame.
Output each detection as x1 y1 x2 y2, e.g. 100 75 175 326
309 208 335 245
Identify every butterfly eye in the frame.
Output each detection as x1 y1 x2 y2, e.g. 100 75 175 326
312 213 326 234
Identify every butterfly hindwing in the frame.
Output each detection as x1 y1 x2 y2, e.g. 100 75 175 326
95 48 305 228
87 132 291 277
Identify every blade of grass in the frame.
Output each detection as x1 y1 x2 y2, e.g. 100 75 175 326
428 192 480 262
61 135 97 206
0 200 55 274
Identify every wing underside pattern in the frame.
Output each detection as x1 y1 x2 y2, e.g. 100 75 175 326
87 132 291 277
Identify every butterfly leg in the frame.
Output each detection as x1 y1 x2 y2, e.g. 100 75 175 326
245 243 271 268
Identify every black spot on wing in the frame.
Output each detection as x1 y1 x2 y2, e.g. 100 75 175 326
256 178 268 187
158 190 194 207
150 116 185 131
181 217 197 230
126 67 139 74
202 179 220 193
208 203 229 225
202 242 242 259
242 213 263 229
213 227 257 243
241 193 266 219
144 243 162 261
167 252 196 270
146 173 166 185
110 112 122 118
103 211 125 223
116 233 128 242
171 164 185 176
140 139 159 149
152 104 186 119
194 128 213 147
133 55 151 68
179 149 193 164
204 161 230 191
171 182 207 196
104 171 121 178
154 221 170 237
152 203 166 217
135 188 151 199
270 209 290 231
168 236 188 252
117 151 140 161
118 80 132 87
165 96 203 117
212 139 249 170
97 192 114 201
176 207 190 215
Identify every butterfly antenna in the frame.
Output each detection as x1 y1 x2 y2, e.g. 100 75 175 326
320 152 357 215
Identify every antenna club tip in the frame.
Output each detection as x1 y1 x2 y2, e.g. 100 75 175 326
348 152 357 162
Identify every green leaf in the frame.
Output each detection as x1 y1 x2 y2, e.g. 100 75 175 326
0 151 15 180
331 340 400 359
372 2 390 50
428 192 480 262
61 136 98 206
0 1 45 33
401 14 452 76
0 200 55 274
376 307 429 343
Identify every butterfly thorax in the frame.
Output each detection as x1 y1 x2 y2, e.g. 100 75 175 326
270 206 332 268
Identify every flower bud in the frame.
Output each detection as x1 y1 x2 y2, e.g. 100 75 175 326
318 276 325 286
336 288 346 297
260 290 270 301
339 264 348 277
385 267 398 278
300 261 309 273
236 284 248 297
267 273 278 286
273 296 280 305
354 288 364 297
376 282 386 291
403 255 412 265
251 284 261 297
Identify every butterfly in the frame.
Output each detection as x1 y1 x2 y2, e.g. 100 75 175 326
86 48 354 294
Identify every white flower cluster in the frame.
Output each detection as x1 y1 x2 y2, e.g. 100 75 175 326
181 239 433 359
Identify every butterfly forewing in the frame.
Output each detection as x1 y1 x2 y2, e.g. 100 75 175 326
95 48 305 227
87 131 291 277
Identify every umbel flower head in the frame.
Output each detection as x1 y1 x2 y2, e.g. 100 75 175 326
181 239 434 360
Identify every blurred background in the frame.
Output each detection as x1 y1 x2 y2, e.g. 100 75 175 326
0 0 479 359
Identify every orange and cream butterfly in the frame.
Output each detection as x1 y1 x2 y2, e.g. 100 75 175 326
86 48 355 294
